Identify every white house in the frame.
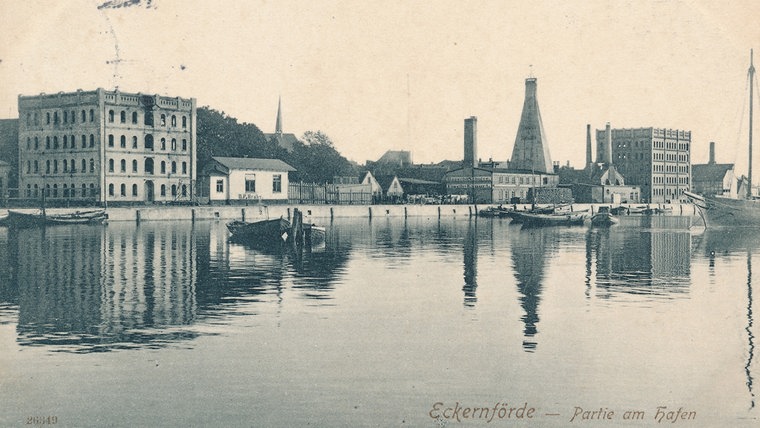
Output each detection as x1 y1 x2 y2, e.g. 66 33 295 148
202 157 295 203
360 171 383 202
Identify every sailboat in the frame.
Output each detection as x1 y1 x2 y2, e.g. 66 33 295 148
686 50 760 227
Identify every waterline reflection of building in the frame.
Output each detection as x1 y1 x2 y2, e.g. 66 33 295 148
585 216 691 301
509 226 560 352
8 223 199 351
2 221 355 352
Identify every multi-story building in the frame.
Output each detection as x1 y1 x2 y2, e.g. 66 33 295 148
597 127 691 203
18 88 196 205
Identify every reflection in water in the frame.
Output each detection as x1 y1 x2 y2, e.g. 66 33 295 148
700 228 760 410
585 217 691 300
747 251 755 410
11 223 199 352
510 226 555 353
1 221 352 352
462 220 478 308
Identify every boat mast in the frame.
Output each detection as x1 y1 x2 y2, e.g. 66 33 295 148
749 49 755 199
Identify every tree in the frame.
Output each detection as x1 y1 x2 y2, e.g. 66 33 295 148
289 131 357 183
196 107 287 171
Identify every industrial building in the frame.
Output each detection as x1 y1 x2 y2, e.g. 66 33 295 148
17 88 197 205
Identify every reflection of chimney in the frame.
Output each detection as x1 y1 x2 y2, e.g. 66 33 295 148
709 141 715 164
464 116 477 168
605 122 613 165
585 124 592 170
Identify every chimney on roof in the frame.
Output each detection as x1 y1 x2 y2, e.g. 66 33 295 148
464 116 477 168
709 141 715 164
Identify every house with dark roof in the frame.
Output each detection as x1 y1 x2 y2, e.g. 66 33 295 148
199 156 295 203
374 175 404 203
691 163 738 197
692 142 737 198
692 163 735 197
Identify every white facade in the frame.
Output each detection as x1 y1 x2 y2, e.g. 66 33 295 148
205 157 294 203
17 88 196 204
361 171 383 197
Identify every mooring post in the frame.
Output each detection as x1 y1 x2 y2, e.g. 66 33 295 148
241 208 245 222
136 209 141 225
368 206 372 220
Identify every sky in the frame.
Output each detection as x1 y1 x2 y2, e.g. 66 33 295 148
2 0 760 174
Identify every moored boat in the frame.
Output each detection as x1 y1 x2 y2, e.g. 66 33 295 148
5 209 107 228
478 206 512 218
686 191 760 227
227 209 326 248
590 206 619 227
686 50 760 227
227 217 291 243
515 211 587 227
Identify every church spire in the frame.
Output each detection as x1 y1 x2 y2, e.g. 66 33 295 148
275 96 283 135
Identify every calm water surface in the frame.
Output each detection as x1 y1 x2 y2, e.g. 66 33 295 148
0 216 757 427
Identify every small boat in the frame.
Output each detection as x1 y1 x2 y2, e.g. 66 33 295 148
478 206 512 218
227 209 326 247
507 204 578 223
227 217 291 243
304 224 326 246
642 206 672 215
591 206 619 227
515 211 587 227
5 209 107 228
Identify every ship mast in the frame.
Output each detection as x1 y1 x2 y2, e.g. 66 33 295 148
749 49 755 199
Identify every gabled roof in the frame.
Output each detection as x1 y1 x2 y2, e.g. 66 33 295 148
374 175 401 190
264 133 299 151
692 163 734 182
212 157 296 172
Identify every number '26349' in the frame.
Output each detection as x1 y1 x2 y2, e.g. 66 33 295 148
26 416 57 425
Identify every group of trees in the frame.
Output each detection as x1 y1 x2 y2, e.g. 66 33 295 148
196 107 357 183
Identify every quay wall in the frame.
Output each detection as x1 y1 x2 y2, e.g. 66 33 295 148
0 203 699 223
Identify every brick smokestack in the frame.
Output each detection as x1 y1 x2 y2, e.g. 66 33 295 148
464 116 477 168
605 122 613 165
586 124 592 170
709 141 715 164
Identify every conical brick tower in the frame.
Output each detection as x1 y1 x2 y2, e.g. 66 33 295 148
509 78 553 173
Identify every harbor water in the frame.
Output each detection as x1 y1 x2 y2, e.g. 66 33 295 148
0 216 757 427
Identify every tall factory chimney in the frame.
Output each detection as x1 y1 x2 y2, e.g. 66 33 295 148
709 141 715 164
605 122 613 166
464 116 478 168
509 78 553 173
585 124 593 170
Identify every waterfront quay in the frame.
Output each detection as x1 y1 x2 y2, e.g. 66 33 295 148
0 203 700 223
